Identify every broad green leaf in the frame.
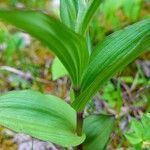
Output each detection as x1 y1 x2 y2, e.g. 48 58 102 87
0 90 85 147
131 119 144 138
125 132 142 145
75 0 103 35
60 0 77 29
0 10 89 86
141 114 150 140
52 57 68 80
146 113 150 118
72 19 150 111
125 114 150 145
83 114 115 150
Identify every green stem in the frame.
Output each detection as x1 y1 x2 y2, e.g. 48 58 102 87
76 112 83 150
76 112 83 136
73 86 83 150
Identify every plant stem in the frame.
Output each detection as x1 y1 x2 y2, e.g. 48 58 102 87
73 86 83 150
76 112 83 150
76 112 83 136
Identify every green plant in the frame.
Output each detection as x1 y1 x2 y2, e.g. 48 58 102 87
0 0 149 149
125 113 150 149
100 0 143 27
51 57 68 80
0 27 25 63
